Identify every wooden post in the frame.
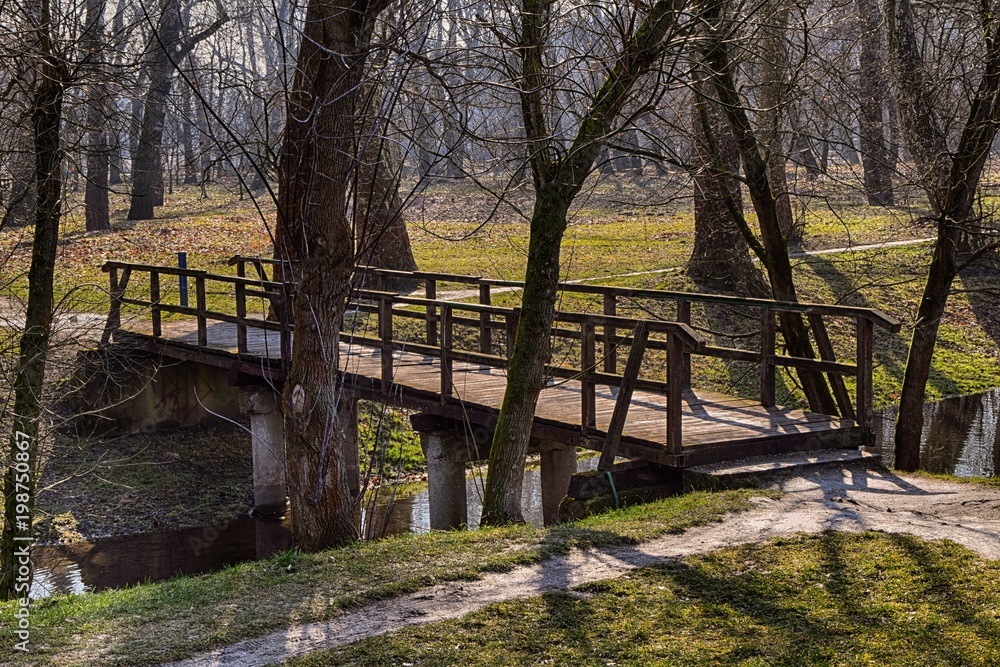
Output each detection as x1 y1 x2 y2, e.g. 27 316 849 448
809 313 854 419
101 266 128 345
426 278 438 346
598 321 648 471
196 274 207 347
677 299 692 389
150 270 161 339
856 316 874 436
760 307 776 407
603 292 617 373
665 330 684 456
479 283 492 354
235 280 247 354
580 321 596 433
440 304 453 402
379 297 394 393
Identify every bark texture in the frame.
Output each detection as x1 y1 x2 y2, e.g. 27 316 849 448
275 0 389 550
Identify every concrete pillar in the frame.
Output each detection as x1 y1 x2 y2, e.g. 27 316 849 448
339 395 360 497
540 444 577 526
242 388 287 518
420 431 469 530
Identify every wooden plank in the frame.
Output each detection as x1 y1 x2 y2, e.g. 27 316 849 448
856 317 874 436
760 308 775 407
598 321 649 471
808 313 855 420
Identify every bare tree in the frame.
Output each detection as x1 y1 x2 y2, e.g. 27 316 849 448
481 0 693 525
886 0 1000 470
0 0 69 600
275 0 395 550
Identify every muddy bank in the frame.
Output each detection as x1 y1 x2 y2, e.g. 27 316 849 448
35 422 256 543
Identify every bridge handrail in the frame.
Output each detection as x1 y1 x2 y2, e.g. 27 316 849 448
104 258 889 450
228 256 900 332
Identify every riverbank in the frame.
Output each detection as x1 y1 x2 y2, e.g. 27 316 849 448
1 487 766 665
5 463 1000 666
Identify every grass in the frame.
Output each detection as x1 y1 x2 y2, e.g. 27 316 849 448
2 179 997 413
0 488 770 666
288 531 1000 667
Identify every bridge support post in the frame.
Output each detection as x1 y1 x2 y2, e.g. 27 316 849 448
241 387 287 518
540 442 577 526
419 430 469 530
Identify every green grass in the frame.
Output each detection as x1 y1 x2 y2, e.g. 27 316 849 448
0 488 769 666
289 531 1000 667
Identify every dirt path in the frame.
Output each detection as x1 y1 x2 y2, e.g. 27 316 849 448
164 463 1000 667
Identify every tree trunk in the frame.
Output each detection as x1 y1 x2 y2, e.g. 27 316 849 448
758 0 800 245
127 0 224 219
702 6 839 416
887 0 1000 470
0 21 65 599
127 0 182 220
181 80 198 185
688 84 769 297
354 131 419 292
481 0 687 525
482 186 570 524
84 0 110 231
857 0 894 206
275 0 388 550
893 230 959 470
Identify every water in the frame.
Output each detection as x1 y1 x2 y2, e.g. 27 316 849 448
32 386 1000 600
876 388 1000 477
36 387 1000 600
31 456 600 599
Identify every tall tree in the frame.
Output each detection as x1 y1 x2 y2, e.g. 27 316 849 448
127 0 225 220
275 0 393 550
0 0 68 599
856 0 894 206
886 0 1000 470
698 0 839 416
83 0 111 231
481 0 690 525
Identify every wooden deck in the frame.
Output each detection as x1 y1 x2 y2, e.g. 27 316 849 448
117 317 860 467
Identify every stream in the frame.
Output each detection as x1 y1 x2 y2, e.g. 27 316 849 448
30 389 1000 599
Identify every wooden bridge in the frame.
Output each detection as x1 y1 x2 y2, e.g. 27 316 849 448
93 256 899 526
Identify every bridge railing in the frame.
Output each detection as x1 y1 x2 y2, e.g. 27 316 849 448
228 258 900 433
104 258 901 444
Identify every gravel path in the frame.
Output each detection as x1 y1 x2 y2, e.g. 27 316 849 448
164 462 1000 667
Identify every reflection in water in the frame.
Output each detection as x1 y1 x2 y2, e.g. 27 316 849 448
32 455 601 599
876 388 1000 477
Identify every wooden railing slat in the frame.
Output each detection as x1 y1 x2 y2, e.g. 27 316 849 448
598 321 649 472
